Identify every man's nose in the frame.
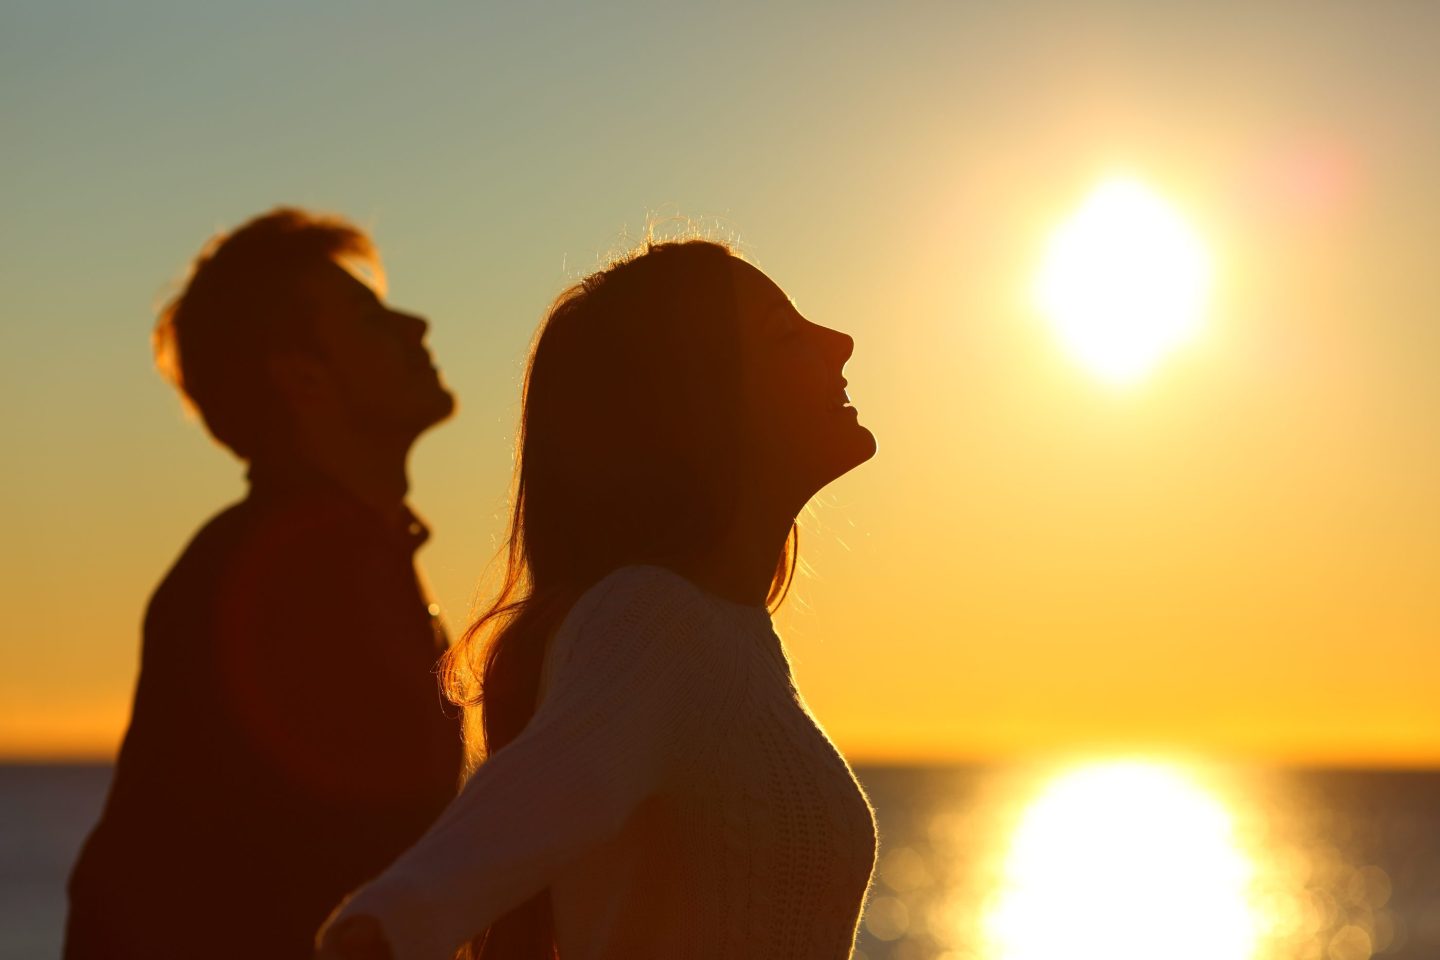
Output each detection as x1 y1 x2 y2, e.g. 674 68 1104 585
394 309 429 341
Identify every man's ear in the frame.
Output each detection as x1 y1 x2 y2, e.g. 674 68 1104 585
267 350 334 411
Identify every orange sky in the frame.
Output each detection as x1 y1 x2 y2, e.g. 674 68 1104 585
4 1 1439 764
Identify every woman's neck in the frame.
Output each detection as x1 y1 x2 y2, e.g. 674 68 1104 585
685 496 800 609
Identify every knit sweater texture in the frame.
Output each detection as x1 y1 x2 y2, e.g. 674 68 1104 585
321 564 878 960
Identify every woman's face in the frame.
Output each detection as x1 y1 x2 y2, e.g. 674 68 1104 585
731 257 877 504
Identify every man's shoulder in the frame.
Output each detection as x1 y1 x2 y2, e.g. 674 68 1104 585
148 492 363 615
180 489 370 563
149 498 251 592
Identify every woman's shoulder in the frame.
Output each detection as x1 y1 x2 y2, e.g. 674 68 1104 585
566 563 713 633
589 563 702 596
534 566 739 709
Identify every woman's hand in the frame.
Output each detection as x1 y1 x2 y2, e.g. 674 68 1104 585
314 914 394 960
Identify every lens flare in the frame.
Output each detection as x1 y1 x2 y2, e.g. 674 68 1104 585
1034 177 1212 384
986 761 1259 960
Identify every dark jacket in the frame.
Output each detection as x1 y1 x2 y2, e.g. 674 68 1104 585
65 461 464 959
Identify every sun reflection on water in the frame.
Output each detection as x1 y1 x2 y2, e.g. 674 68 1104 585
852 762 1422 960
984 761 1257 960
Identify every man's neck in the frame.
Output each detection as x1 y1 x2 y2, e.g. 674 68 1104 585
272 426 414 518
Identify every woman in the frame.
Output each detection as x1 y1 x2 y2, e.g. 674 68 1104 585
316 239 879 960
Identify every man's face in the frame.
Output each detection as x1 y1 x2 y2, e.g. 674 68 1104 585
300 261 456 442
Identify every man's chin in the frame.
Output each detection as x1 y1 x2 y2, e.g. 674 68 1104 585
432 387 457 424
383 389 457 440
416 381 457 427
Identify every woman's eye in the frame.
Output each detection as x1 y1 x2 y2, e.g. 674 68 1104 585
770 310 799 338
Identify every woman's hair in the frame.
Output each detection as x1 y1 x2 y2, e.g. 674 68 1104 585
444 239 797 960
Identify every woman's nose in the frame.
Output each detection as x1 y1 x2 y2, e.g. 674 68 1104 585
822 325 854 365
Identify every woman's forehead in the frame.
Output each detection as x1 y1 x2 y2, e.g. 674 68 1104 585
729 258 787 304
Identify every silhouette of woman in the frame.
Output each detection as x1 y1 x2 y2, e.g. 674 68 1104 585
316 240 879 960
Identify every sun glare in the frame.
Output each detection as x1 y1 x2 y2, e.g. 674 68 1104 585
986 761 1259 960
1034 177 1212 384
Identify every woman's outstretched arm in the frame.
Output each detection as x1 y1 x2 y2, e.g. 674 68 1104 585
314 566 738 960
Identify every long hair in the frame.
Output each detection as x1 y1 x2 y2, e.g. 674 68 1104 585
443 240 797 959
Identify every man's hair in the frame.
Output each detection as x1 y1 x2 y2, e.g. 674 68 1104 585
153 207 382 460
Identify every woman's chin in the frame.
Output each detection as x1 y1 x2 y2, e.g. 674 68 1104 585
853 422 878 463
816 424 878 488
838 417 878 469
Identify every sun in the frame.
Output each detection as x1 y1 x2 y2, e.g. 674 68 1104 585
1034 177 1212 384
984 761 1260 960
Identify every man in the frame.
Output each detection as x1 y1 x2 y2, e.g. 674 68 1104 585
65 209 465 959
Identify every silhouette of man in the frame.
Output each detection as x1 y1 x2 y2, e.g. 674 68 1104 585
65 209 464 959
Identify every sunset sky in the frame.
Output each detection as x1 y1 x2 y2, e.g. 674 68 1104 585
4 0 1438 763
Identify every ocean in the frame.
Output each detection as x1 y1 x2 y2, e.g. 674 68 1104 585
4 763 1439 959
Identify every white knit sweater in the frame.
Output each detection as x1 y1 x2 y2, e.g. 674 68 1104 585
319 564 878 960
